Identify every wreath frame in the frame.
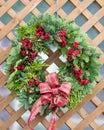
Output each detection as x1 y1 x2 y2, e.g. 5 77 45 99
4 14 101 130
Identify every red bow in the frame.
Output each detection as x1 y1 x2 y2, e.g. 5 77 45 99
28 72 71 130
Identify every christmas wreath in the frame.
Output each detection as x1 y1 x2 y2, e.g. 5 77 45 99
4 14 101 130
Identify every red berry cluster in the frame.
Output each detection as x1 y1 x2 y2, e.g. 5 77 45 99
21 39 32 50
36 25 50 40
21 39 37 59
67 42 80 61
67 42 89 85
57 30 67 46
73 68 82 79
73 68 89 85
11 39 38 73
18 39 37 70
11 64 25 73
27 77 39 94
16 64 25 70
80 79 89 85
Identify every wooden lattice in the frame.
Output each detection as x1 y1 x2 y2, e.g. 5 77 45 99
0 0 104 130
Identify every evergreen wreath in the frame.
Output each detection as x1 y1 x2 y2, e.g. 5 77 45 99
4 14 101 130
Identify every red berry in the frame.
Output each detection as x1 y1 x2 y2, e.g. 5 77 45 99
21 64 25 70
36 25 44 33
67 48 74 55
73 68 83 79
30 52 37 59
27 42 33 50
73 42 79 48
84 79 89 85
80 79 89 85
61 40 66 46
44 33 50 40
17 65 21 70
73 50 80 56
58 33 64 38
21 50 27 57
21 39 29 45
67 55 72 61
36 33 41 39
60 30 67 35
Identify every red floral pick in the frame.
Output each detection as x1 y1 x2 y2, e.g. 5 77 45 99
73 50 80 56
21 39 28 49
73 68 83 79
72 67 90 85
73 42 79 48
27 42 33 50
16 64 25 71
58 34 64 39
67 55 72 61
36 33 41 39
44 33 50 40
60 30 67 36
73 68 82 75
66 48 74 61
36 25 45 39
80 79 89 85
16 65 21 70
30 52 37 59
21 64 25 70
21 50 27 57
58 30 67 38
36 25 44 33
67 48 74 55
57 30 67 46
61 39 66 46
21 39 29 45
36 31 44 39
76 70 82 79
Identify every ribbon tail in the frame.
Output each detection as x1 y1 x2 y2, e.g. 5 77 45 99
48 113 56 130
28 98 42 130
48 108 58 130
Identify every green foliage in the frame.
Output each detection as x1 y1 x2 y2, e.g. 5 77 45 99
10 42 21 56
40 104 49 116
4 14 101 113
4 42 22 75
81 54 89 63
17 91 40 109
6 60 47 92
67 90 83 108
4 63 11 75
15 26 33 40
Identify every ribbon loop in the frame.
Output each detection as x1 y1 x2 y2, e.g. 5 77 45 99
39 82 52 94
46 72 60 88
53 95 68 107
59 82 71 97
